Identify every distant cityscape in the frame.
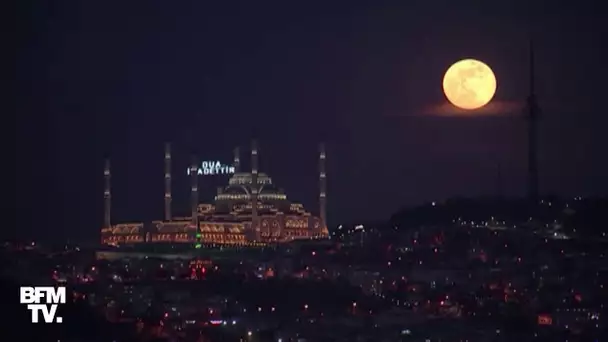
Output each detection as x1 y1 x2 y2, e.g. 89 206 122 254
2 196 607 341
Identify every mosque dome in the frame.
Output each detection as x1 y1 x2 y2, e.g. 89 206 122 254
259 183 281 195
223 186 249 195
216 172 288 209
228 172 272 187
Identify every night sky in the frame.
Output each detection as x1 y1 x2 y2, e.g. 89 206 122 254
15 1 605 242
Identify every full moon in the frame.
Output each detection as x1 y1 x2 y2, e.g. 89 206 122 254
442 59 497 110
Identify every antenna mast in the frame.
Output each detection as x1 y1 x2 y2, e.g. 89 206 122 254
526 39 540 203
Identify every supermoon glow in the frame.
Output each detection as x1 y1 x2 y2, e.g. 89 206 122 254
442 59 497 110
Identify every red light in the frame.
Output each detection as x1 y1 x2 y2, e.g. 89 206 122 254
164 313 168 318
311 251 316 256
201 267 206 273
538 314 552 325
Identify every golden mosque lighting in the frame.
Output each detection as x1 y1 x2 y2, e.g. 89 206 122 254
442 59 497 110
101 141 330 246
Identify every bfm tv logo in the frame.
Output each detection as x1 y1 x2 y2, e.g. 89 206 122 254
20 286 66 323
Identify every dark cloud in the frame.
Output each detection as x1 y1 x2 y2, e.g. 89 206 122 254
423 101 525 118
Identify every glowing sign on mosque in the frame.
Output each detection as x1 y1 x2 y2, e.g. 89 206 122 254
187 161 235 176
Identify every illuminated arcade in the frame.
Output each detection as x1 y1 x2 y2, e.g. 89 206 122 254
100 141 330 246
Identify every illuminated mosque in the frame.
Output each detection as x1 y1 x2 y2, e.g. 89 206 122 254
100 140 329 246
